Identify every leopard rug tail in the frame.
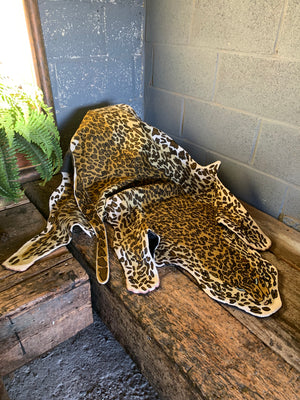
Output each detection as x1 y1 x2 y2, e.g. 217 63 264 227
94 223 110 284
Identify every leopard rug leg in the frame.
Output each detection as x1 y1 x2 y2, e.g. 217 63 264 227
3 172 93 271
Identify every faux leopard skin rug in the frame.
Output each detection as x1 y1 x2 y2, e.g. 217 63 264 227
3 104 282 317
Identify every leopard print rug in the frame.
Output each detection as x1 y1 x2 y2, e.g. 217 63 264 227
3 104 282 317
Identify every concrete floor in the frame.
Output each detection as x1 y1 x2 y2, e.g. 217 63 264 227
3 312 160 400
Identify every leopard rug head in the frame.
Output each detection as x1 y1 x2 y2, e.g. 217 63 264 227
3 104 281 317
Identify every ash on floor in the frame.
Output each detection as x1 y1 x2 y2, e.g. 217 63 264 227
3 312 160 400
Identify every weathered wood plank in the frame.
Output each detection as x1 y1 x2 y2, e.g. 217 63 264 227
0 256 90 318
0 249 72 293
0 283 92 375
0 196 29 212
90 271 202 400
179 247 300 371
0 201 46 262
0 198 93 376
71 220 300 372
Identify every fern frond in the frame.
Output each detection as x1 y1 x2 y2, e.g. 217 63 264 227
14 134 53 182
26 110 54 156
0 129 22 201
0 107 16 145
0 76 63 201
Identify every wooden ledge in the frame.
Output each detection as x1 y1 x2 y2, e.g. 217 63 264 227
24 177 300 400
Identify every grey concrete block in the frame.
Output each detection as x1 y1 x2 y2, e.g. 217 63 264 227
39 0 144 150
105 2 144 57
144 42 153 87
39 0 107 58
145 0 194 45
191 0 282 54
40 0 144 59
215 54 300 126
107 54 144 99
47 61 60 109
53 58 108 109
277 0 300 59
153 45 217 100
206 152 287 218
253 122 300 186
53 56 143 122
183 99 259 163
282 185 300 231
89 0 143 5
53 59 98 109
144 88 183 137
135 54 144 97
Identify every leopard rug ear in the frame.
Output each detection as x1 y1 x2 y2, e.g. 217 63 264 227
214 179 271 251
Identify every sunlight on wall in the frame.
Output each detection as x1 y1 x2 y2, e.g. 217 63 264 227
0 0 36 85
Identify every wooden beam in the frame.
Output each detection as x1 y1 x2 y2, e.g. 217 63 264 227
69 224 299 400
24 178 300 399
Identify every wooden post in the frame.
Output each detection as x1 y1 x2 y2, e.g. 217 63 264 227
22 0 55 115
0 378 10 400
18 0 57 183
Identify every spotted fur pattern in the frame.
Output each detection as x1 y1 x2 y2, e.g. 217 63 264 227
3 104 281 317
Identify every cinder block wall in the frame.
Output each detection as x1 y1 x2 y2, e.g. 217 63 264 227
144 0 300 231
38 0 144 153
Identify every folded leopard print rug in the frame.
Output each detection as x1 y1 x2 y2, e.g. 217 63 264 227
3 104 282 317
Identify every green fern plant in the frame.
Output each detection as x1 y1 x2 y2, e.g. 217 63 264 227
0 75 62 202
